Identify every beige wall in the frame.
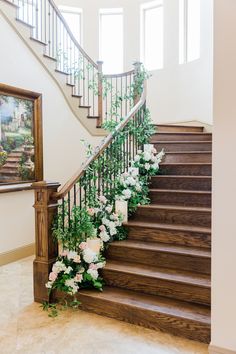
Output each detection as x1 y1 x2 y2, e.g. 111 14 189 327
0 13 101 254
212 0 236 351
56 0 213 125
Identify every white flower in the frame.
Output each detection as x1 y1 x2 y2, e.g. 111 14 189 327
64 266 73 274
122 189 132 200
45 281 53 289
83 248 97 263
52 261 67 274
110 228 117 236
145 163 151 171
153 163 159 170
96 262 106 269
144 151 151 161
65 279 79 294
137 149 142 154
102 217 110 226
105 205 113 213
67 251 78 260
108 221 116 229
87 269 99 280
98 195 107 204
126 177 136 186
99 230 110 242
134 155 140 162
135 183 142 192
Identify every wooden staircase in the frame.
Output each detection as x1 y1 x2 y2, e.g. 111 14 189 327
78 124 211 343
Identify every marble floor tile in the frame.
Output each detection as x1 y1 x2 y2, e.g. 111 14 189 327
0 256 209 354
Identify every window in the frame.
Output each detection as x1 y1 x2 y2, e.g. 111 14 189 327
99 8 123 74
179 0 201 64
141 1 164 71
59 6 82 44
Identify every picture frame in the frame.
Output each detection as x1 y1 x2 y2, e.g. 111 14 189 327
0 83 43 193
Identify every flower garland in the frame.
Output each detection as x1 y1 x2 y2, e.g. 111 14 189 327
46 145 165 299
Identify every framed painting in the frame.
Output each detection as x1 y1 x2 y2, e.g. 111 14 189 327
0 84 43 191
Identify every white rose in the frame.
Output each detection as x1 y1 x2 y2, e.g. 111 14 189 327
110 228 117 236
145 163 151 171
45 281 53 289
52 261 67 273
87 269 99 280
83 248 97 263
64 266 73 274
96 262 106 269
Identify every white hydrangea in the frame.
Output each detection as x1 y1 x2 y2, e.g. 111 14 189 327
67 251 78 260
122 189 132 200
64 266 73 274
83 248 97 264
87 269 99 280
99 230 110 242
65 279 79 294
134 155 140 162
105 205 113 213
52 261 67 274
101 217 110 226
110 228 117 236
126 176 136 186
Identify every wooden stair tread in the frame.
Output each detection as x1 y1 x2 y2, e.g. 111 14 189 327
109 240 211 258
79 286 210 323
150 188 211 194
124 220 211 234
152 141 212 144
105 260 210 287
156 124 204 129
138 204 211 212
155 132 211 136
161 162 212 166
165 151 212 154
153 175 211 179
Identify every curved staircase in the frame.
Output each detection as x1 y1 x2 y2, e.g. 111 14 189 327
78 124 212 343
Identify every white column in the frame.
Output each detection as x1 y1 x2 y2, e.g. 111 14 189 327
211 0 236 352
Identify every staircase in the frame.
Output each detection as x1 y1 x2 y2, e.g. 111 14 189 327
0 149 23 182
78 124 212 343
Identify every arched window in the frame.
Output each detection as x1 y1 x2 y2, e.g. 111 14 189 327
99 8 124 74
179 0 201 64
141 0 164 71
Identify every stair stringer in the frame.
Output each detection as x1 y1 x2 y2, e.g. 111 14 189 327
0 0 106 137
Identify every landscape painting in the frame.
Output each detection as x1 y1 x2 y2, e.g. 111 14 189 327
0 84 43 187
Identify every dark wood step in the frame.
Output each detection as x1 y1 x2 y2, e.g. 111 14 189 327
151 176 211 191
156 125 204 133
163 152 212 163
149 189 211 207
131 205 211 228
125 221 211 248
151 132 212 142
106 241 211 275
160 163 212 176
76 287 211 343
153 141 212 152
103 261 210 305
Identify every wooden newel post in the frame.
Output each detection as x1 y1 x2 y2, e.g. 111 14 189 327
133 61 142 105
32 181 60 303
97 60 103 128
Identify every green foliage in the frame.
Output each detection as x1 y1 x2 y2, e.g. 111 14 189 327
0 150 7 167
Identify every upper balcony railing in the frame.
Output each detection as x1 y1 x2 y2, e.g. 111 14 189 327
5 0 136 128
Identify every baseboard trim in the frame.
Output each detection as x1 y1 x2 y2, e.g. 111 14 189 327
0 243 35 266
209 344 236 354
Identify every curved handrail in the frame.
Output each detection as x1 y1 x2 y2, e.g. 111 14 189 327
53 80 147 200
48 0 98 69
103 69 135 79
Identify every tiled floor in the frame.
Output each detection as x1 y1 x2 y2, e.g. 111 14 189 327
0 256 208 354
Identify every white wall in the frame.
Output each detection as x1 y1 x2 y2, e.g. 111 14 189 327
56 0 213 125
0 13 100 254
211 0 236 351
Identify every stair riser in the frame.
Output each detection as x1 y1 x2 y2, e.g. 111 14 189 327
102 269 210 305
160 164 212 176
151 133 212 141
156 126 204 133
151 177 211 191
106 246 211 275
132 207 211 227
126 226 211 248
77 292 210 343
163 153 212 163
154 142 212 152
149 191 211 207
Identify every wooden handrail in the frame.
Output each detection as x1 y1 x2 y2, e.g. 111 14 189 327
53 80 147 201
103 70 135 79
47 0 98 69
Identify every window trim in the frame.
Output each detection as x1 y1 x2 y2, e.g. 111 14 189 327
140 0 164 71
